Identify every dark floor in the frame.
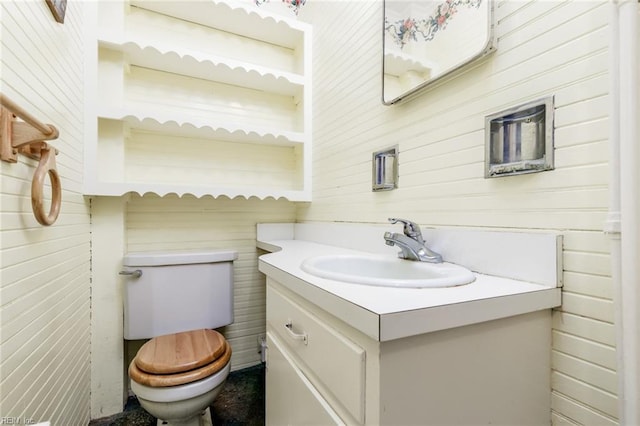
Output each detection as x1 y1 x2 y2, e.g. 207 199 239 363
89 364 265 426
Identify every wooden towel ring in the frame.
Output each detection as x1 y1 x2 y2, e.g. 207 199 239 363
31 144 61 226
0 95 62 226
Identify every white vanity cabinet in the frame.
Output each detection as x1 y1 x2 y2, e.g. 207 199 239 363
84 0 311 200
265 278 554 425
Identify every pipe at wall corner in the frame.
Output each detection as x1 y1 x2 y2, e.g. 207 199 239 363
608 0 640 423
606 0 623 420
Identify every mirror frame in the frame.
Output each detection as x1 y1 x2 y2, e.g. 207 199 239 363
382 0 496 105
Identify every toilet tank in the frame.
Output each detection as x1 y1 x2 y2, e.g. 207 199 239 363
122 250 237 340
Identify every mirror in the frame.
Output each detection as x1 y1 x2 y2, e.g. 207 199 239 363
383 0 494 105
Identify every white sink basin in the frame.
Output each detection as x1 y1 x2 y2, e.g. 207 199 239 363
300 254 476 288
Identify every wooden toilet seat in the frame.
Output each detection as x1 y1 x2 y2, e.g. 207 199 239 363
129 329 232 387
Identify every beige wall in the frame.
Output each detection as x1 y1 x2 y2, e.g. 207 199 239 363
0 0 91 424
299 1 615 424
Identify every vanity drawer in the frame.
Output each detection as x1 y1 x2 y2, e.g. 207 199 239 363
267 284 365 423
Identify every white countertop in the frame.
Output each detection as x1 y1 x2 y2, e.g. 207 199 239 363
258 238 562 341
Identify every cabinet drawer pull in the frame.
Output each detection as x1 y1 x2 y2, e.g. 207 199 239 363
284 320 308 345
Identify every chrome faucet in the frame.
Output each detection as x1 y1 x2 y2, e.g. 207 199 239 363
384 218 443 263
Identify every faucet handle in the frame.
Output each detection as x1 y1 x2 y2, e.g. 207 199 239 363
388 218 424 243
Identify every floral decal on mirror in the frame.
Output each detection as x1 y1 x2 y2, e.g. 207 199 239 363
255 0 306 15
385 0 482 48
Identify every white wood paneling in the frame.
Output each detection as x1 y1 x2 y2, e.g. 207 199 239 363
552 371 618 419
553 331 616 371
0 0 91 425
552 392 617 426
299 0 617 423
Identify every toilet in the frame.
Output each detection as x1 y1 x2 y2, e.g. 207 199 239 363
121 250 238 426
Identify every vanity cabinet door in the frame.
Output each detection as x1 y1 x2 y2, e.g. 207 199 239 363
266 331 344 426
266 283 366 423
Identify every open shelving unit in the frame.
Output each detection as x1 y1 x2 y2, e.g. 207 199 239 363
84 0 312 200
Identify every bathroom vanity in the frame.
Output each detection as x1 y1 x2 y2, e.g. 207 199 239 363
258 223 562 425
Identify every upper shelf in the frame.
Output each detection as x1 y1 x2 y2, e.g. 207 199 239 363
98 38 305 97
129 0 309 48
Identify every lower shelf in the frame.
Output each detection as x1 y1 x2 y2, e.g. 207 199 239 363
85 120 309 200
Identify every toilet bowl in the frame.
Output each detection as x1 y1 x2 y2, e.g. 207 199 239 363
121 249 238 425
129 329 232 426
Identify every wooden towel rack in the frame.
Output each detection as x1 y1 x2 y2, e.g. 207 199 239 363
0 93 62 226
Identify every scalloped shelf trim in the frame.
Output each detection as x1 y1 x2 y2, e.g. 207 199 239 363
84 181 311 201
125 191 308 202
99 39 304 93
98 111 305 146
129 0 310 48
208 0 309 31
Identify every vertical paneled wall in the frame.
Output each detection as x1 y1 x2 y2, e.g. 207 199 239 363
0 0 91 425
125 195 296 370
300 1 615 424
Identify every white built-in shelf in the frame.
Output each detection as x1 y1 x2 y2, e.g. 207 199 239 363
128 0 305 49
84 0 312 201
97 107 306 146
87 181 307 200
97 38 305 96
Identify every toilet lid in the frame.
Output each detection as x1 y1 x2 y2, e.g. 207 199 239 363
130 329 232 388
129 340 231 387
135 329 227 374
